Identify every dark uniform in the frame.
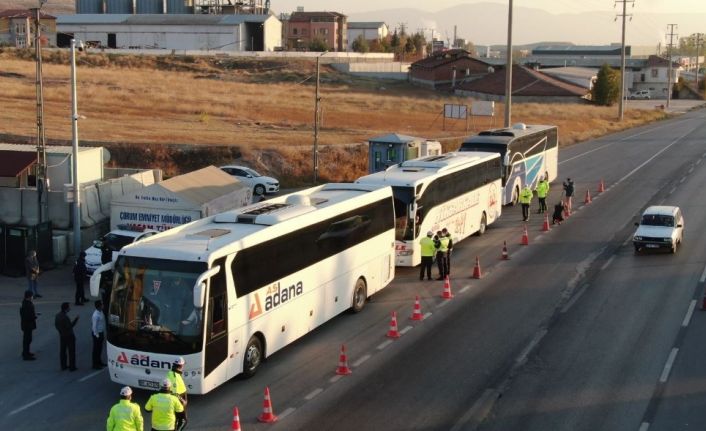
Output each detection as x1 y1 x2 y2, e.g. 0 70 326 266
20 291 37 360
54 302 79 371
73 252 88 305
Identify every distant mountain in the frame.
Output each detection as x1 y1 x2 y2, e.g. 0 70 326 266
347 2 706 46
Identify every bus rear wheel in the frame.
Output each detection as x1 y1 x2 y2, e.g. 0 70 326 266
243 336 263 378
477 212 487 236
351 278 367 313
511 185 520 206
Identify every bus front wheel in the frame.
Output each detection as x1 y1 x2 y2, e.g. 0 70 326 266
243 336 263 378
511 185 520 206
351 278 367 313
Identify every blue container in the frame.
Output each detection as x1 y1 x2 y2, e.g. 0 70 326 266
76 0 102 14
136 0 161 13
167 0 190 13
106 0 132 13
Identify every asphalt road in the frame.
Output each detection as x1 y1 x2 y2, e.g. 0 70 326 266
1 110 705 430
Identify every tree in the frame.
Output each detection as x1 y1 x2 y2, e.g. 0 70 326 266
404 37 416 55
410 32 427 55
308 37 328 52
351 35 370 53
591 64 621 106
464 41 478 56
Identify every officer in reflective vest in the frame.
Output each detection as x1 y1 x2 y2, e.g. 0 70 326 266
442 228 453 276
166 357 187 431
145 379 184 431
519 185 533 222
419 231 435 281
536 178 550 214
107 386 143 431
436 231 450 280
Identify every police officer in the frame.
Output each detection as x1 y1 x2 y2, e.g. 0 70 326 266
562 177 575 214
166 357 188 431
435 230 450 280
442 228 453 276
419 231 435 281
536 177 550 214
519 185 533 222
145 379 184 431
107 386 144 431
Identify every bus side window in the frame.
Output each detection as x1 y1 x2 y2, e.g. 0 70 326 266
209 295 227 337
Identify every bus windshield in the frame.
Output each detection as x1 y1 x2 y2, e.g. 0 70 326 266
391 186 418 241
108 256 207 355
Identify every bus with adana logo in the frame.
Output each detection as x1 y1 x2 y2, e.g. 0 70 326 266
355 151 502 267
459 124 558 205
90 183 395 394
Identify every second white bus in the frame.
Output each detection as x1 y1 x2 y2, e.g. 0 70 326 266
355 151 502 267
91 183 395 394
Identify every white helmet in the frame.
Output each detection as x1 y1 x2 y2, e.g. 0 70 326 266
161 378 172 390
173 357 185 367
120 386 133 397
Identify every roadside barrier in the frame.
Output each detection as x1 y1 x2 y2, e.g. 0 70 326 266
501 241 509 260
521 225 529 245
442 276 454 299
472 256 483 279
335 344 352 375
231 407 242 431
411 296 424 321
257 387 278 423
386 311 401 338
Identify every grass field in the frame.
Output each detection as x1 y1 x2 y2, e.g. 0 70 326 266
0 48 669 183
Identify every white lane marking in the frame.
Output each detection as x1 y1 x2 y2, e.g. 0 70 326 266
576 205 585 211
639 422 650 431
682 300 697 327
561 284 590 314
329 375 343 383
669 187 677 194
376 340 393 350
437 299 451 308
600 256 615 271
535 234 545 241
679 177 686 184
78 369 104 382
516 329 548 365
8 393 55 416
278 407 296 420
422 311 432 320
660 348 679 383
459 285 470 294
304 388 323 400
399 326 413 335
688 166 694 173
449 388 498 431
700 264 706 283
697 158 703 165
352 354 371 367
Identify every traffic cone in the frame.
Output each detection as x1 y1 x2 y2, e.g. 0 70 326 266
501 241 509 260
542 213 550 232
386 311 401 338
598 179 605 193
335 344 352 375
257 387 278 423
521 224 529 245
584 189 592 204
231 407 242 431
472 256 482 279
410 296 424 321
441 276 454 299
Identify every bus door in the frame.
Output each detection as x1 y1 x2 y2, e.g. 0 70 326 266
205 257 229 380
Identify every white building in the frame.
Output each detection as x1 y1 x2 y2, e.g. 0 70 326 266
631 55 682 98
56 13 282 51
346 21 388 51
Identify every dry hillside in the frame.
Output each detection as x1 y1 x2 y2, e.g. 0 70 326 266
0 48 669 184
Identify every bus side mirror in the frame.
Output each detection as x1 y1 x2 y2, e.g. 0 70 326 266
408 202 416 219
193 282 206 309
90 261 113 297
503 154 510 166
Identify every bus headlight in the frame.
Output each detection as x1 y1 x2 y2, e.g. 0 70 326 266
398 250 413 256
633 236 642 241
664 238 672 243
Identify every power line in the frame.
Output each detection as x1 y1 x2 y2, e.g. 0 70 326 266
665 23 678 108
615 0 634 121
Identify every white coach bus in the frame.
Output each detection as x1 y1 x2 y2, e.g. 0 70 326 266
355 152 502 267
459 124 558 205
90 183 395 394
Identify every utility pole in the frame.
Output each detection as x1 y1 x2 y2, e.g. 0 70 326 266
694 33 702 89
70 39 82 256
616 0 634 122
32 5 47 224
504 0 513 127
666 24 678 108
313 52 327 184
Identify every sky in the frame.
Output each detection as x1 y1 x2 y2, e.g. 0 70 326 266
271 0 706 14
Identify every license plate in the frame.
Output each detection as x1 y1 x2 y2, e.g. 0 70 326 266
645 244 659 248
138 379 160 389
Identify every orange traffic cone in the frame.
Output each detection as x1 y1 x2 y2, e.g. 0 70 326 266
257 387 278 423
501 241 510 260
335 344 352 375
542 213 550 232
521 224 529 245
598 179 605 193
441 276 454 299
232 407 242 431
584 189 592 204
472 256 482 279
411 296 424 321
386 311 401 338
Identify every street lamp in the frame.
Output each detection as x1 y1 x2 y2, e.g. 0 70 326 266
70 39 85 256
32 0 48 223
313 50 328 184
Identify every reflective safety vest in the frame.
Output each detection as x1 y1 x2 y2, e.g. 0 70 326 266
438 236 450 253
420 236 436 257
145 392 184 431
536 181 549 198
519 188 533 204
166 370 187 396
107 399 143 431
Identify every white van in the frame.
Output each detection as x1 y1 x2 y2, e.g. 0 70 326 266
629 90 651 100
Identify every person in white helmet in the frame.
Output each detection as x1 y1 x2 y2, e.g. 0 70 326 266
166 357 187 430
145 379 183 431
106 386 143 431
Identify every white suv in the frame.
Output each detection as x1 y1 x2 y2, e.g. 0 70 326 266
84 226 158 274
220 165 280 196
629 90 651 100
633 206 684 254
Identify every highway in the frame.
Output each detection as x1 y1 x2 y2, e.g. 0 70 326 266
1 108 705 430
